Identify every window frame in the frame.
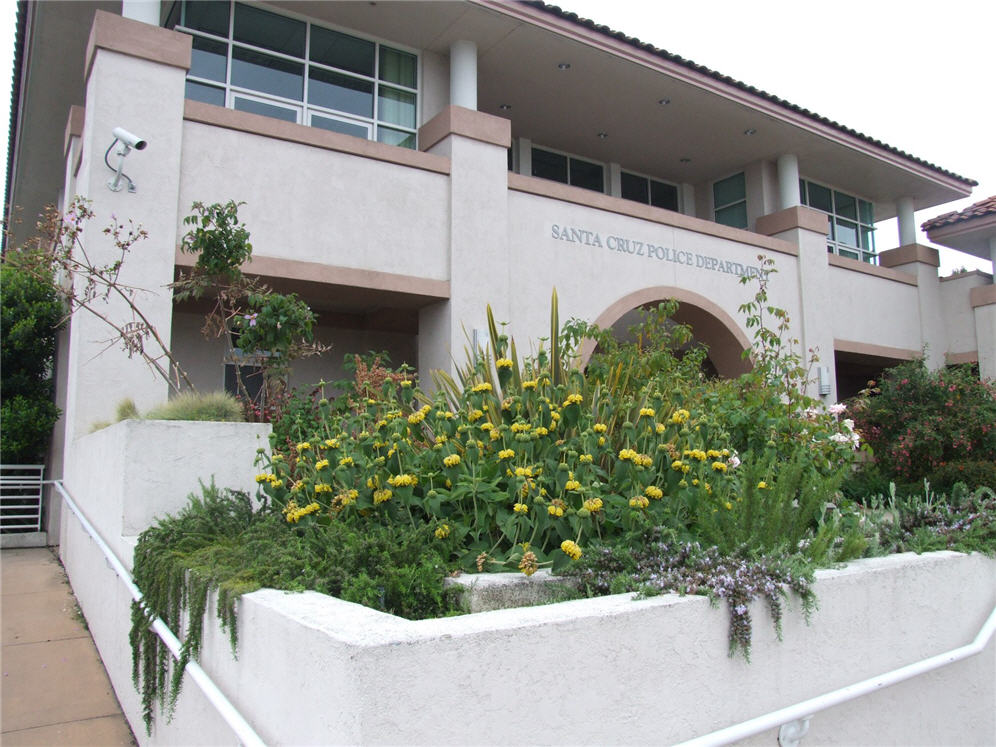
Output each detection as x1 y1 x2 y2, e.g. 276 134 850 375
712 171 748 229
530 145 605 193
620 168 681 212
799 178 877 264
174 1 420 149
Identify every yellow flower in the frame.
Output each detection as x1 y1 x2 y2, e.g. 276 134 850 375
598 436 606 446
387 473 418 488
655 423 666 434
400 379 413 388
338 456 354 467
629 495 650 509
323 438 339 449
499 449 515 460
565 479 581 491
757 481 768 490
548 499 566 517
712 461 728 473
670 409 690 424
534 426 549 437
434 524 450 539
435 434 448 444
560 540 582 560
636 454 652 467
563 393 583 406
314 483 333 494
724 501 733 510
314 459 330 471
582 497 603 512
618 448 637 462
468 409 484 422
472 382 493 393
480 422 493 432
296 441 312 453
511 422 531 433
639 407 655 418
707 449 722 459
579 453 593 463
489 429 501 441
522 379 538 390
513 502 529 514
645 485 663 500
496 358 514 369
269 479 283 489
254 473 269 483
373 488 393 504
514 466 533 478
443 454 461 468
671 460 685 472
593 423 608 433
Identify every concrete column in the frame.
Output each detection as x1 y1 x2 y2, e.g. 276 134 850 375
516 137 532 176
607 163 622 198
989 236 996 284
121 0 160 24
418 107 511 382
680 183 696 217
61 12 190 442
897 197 916 246
879 245 945 370
972 288 996 380
756 206 837 401
776 153 800 210
449 40 478 110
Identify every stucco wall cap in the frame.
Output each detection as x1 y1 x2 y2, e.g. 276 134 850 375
85 10 191 82
970 284 996 308
755 206 828 236
63 105 85 157
878 243 940 269
419 105 512 152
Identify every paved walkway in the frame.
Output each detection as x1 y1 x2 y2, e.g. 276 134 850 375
2 546 135 745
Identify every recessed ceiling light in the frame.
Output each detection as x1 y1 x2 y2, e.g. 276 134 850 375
499 104 512 111
743 128 757 136
679 157 691 163
557 62 571 70
658 97 671 106
597 131 608 139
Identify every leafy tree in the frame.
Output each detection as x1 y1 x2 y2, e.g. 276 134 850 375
1 254 64 462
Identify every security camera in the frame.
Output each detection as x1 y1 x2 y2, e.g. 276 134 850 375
112 127 147 151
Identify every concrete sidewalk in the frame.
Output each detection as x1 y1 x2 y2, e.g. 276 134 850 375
1 546 135 746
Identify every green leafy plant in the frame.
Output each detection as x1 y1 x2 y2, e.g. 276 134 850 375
849 359 996 488
1 253 64 463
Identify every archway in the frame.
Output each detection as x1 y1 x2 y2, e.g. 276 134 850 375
583 287 751 378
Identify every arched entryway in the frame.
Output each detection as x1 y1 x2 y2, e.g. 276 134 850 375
583 287 751 378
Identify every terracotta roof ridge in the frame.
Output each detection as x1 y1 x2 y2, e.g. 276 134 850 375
523 1 977 188
921 195 996 231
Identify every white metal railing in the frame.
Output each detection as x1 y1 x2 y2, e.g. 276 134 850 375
675 603 996 747
1 464 45 532
48 480 265 747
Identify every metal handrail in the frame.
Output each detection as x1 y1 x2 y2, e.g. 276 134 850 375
48 480 266 747
675 601 996 747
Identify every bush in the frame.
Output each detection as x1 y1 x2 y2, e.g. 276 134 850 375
931 460 996 493
0 256 64 463
145 391 244 422
849 359 996 488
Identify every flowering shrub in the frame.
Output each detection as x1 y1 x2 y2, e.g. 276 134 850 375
849 359 996 488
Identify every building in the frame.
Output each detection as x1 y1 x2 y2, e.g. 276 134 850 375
5 1 996 496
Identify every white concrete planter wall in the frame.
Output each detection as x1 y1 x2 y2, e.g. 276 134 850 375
59 420 996 745
63 419 271 567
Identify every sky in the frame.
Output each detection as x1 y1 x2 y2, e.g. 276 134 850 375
2 0 994 273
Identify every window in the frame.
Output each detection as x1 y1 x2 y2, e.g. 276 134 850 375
713 172 747 229
531 147 604 193
800 179 876 263
224 362 265 405
174 1 419 149
621 171 679 211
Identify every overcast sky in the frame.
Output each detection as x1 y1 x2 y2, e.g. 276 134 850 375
2 0 993 272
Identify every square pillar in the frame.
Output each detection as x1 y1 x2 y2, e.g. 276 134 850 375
878 244 945 370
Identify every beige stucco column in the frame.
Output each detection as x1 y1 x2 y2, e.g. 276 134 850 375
417 106 512 381
756 205 836 401
61 12 190 442
879 244 945 369
970 285 996 380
